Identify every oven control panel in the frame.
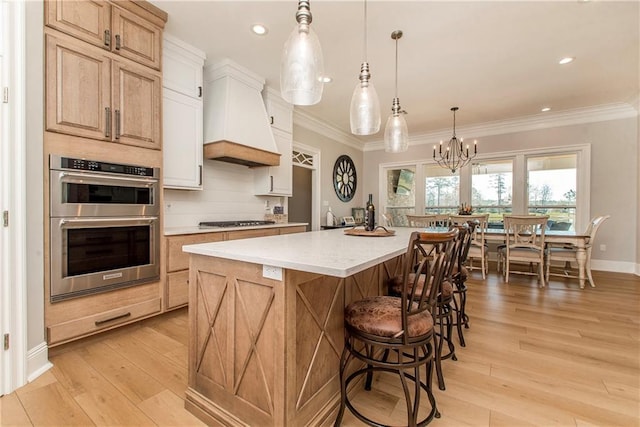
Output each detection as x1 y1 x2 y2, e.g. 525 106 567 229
53 156 157 177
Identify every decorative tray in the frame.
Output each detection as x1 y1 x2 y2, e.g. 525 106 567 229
344 226 396 237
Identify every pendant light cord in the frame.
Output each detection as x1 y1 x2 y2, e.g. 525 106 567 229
363 0 368 62
394 36 398 97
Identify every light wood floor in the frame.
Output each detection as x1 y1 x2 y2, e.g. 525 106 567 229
1 268 639 426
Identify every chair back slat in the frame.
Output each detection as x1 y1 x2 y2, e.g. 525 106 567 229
504 215 549 249
400 230 457 344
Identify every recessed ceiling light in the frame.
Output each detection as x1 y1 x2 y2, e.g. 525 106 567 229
541 107 551 112
251 24 268 36
321 76 332 83
559 57 574 65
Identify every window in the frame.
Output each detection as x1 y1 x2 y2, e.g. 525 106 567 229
424 164 459 214
472 160 513 225
377 145 589 231
527 154 577 230
384 166 416 226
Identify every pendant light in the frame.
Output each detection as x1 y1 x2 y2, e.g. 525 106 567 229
349 0 380 135
280 0 324 106
383 30 408 153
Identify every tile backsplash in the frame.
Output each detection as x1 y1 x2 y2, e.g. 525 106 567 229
163 160 282 228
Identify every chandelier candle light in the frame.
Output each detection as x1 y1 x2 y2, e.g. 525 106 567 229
280 0 324 106
433 107 477 173
349 0 381 135
383 30 408 153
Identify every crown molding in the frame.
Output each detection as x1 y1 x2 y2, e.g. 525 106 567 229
361 102 638 152
293 109 366 151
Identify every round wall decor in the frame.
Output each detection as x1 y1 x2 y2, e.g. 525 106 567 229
333 155 357 202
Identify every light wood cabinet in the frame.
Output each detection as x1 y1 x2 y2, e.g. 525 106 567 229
45 0 163 70
163 226 306 310
162 35 205 189
45 31 162 150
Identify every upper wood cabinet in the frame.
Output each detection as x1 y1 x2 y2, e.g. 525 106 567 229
45 31 162 150
45 0 163 70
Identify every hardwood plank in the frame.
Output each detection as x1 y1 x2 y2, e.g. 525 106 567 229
0 392 32 427
103 331 188 398
50 351 155 425
15 381 93 426
137 389 207 426
77 341 166 404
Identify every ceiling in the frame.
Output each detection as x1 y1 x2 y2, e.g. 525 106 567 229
152 0 639 145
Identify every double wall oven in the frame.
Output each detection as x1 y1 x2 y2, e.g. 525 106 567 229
49 155 160 302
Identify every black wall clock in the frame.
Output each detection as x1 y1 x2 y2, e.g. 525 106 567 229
333 155 357 202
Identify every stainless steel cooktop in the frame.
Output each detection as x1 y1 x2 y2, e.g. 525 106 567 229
199 220 276 228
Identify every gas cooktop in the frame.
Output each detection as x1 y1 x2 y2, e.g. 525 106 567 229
199 220 276 228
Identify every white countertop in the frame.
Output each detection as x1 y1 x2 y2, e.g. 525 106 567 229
164 222 308 236
183 227 418 278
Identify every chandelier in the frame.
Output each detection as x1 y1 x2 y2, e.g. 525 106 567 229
433 107 477 173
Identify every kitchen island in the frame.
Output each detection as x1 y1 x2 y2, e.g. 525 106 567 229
182 227 416 426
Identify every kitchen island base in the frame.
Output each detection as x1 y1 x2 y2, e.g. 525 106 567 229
185 253 403 426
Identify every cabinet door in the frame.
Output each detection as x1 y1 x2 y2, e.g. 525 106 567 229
112 6 162 70
45 0 112 50
263 89 293 133
163 35 205 99
112 60 162 150
254 128 292 196
45 33 111 141
163 88 203 189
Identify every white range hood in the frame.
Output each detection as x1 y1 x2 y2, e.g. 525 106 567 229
203 59 280 167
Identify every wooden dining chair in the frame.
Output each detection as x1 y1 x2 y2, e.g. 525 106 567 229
405 214 436 227
499 215 549 287
450 214 489 279
545 215 610 287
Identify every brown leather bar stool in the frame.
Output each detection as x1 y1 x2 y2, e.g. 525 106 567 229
335 230 457 427
387 227 464 391
449 221 476 348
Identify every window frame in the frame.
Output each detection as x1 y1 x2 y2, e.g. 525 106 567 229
378 144 591 231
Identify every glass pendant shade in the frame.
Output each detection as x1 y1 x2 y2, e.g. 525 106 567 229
384 102 409 153
280 3 324 106
350 63 381 135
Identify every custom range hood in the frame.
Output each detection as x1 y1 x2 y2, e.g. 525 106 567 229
203 59 280 167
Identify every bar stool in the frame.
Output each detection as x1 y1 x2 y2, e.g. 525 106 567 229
335 230 457 427
387 227 465 390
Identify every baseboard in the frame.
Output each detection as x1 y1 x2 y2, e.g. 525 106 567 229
590 259 637 275
27 342 53 383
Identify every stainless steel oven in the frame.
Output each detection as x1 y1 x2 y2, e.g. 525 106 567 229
49 155 160 302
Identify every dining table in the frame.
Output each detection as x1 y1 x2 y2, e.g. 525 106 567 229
482 228 591 288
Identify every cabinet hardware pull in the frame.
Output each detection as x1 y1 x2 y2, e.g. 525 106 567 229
198 86 202 98
104 29 110 47
105 107 111 138
270 116 274 125
95 312 131 326
198 165 202 186
115 109 120 139
270 175 274 192
115 34 121 50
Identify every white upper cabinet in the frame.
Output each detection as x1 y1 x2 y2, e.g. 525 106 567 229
263 87 293 133
254 89 293 196
162 34 206 190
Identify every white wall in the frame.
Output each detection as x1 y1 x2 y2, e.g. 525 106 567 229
364 116 638 272
292 125 364 223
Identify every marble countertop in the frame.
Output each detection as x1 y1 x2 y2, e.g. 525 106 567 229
183 227 418 278
164 222 308 236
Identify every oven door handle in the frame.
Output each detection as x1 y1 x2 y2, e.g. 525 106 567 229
57 171 158 186
59 217 158 226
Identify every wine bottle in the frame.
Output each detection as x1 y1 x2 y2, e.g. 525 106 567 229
365 194 376 231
